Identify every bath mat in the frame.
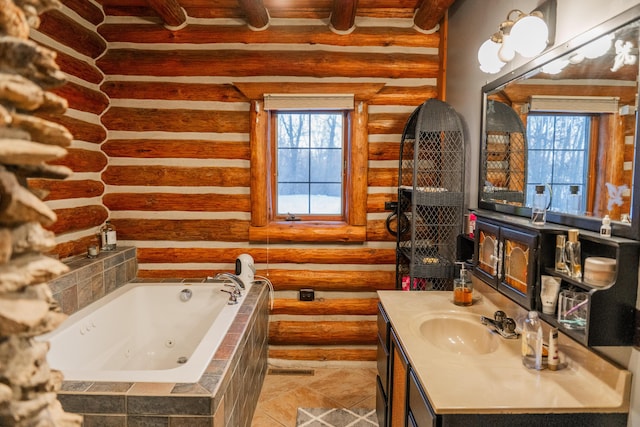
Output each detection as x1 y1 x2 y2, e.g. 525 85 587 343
296 407 378 426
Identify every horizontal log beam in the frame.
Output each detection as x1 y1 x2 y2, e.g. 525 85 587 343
103 193 250 212
136 269 395 292
368 141 401 161
97 49 440 79
368 112 412 134
37 114 106 144
101 139 249 160
269 320 377 345
61 0 105 25
47 205 108 235
97 24 439 48
51 234 101 260
368 168 397 187
51 82 109 115
101 165 249 187
28 179 104 201
38 10 106 58
50 148 107 173
367 192 397 213
268 346 376 362
271 298 378 316
110 218 249 242
249 222 366 243
369 87 437 106
54 51 103 85
366 219 396 242
101 108 249 133
136 247 395 265
101 81 247 102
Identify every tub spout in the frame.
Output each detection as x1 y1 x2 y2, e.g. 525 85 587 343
214 272 245 291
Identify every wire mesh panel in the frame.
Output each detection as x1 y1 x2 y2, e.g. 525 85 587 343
396 99 465 291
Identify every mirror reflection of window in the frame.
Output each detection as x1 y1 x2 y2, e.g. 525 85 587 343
526 115 590 213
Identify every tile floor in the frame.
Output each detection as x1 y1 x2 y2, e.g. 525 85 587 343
251 365 378 426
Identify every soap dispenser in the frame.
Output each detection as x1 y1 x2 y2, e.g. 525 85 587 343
453 262 473 306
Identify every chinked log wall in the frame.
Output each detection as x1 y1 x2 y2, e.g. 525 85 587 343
31 3 443 363
30 0 109 259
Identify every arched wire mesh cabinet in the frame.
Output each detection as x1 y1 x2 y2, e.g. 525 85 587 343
396 99 465 290
482 100 527 205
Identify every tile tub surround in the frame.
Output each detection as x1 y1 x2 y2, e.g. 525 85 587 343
55 281 270 427
49 246 138 315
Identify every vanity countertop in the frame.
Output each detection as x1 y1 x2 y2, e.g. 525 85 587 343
378 280 631 415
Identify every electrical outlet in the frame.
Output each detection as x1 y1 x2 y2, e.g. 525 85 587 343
299 288 314 301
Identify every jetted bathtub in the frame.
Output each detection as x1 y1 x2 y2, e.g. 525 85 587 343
39 280 244 383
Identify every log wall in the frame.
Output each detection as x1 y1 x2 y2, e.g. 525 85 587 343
31 5 444 364
30 0 109 259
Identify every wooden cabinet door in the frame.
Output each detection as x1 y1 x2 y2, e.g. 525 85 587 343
390 330 408 427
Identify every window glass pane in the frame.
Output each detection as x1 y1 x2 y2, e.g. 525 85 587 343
310 114 343 148
310 148 342 182
310 183 341 214
278 114 309 148
278 183 310 215
278 148 309 182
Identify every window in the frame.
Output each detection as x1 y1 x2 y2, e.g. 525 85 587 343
247 95 369 243
274 111 346 219
526 114 590 211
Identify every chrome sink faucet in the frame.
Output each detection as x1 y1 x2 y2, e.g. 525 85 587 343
480 310 519 339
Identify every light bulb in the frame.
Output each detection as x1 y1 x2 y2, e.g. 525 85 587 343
478 38 506 73
511 14 548 57
498 34 516 62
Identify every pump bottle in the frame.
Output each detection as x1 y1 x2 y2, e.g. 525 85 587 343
100 220 117 251
453 262 473 306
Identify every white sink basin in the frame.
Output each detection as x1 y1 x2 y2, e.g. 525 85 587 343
418 316 500 355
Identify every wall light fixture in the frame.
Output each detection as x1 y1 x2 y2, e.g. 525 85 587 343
478 0 556 74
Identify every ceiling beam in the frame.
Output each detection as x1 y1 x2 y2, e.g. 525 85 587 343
330 0 358 34
146 0 187 29
238 0 270 31
413 0 455 33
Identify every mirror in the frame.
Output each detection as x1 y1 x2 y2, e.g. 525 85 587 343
479 5 640 239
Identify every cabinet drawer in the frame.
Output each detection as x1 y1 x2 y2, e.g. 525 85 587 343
377 335 389 395
378 302 390 350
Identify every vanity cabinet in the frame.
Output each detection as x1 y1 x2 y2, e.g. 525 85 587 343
473 211 640 346
376 303 390 427
473 217 538 310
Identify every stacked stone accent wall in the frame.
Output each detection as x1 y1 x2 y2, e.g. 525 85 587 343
0 0 81 425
